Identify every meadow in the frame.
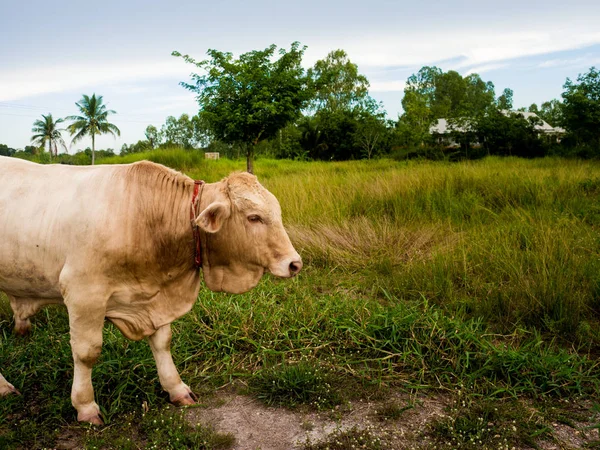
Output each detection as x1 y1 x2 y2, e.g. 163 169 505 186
1 153 599 448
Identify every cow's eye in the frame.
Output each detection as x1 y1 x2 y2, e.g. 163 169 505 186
247 215 263 223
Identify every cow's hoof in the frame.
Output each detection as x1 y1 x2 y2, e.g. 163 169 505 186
14 317 32 336
0 383 21 396
171 391 196 406
78 413 104 426
14 323 31 336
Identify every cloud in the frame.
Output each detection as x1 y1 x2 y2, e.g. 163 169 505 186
306 26 600 71
0 59 190 102
368 80 406 92
127 95 198 116
2 17 600 104
537 55 600 69
464 63 509 75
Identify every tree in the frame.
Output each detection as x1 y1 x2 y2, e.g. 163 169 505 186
30 113 67 158
538 99 563 127
67 94 120 165
0 143 16 157
561 67 600 148
308 49 370 113
398 67 496 150
312 109 360 160
463 74 496 116
145 125 160 148
496 88 514 110
174 42 311 173
475 109 543 157
354 111 388 159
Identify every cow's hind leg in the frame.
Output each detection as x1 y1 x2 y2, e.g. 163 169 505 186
148 324 196 406
1 294 20 395
9 295 64 335
62 281 108 425
9 295 34 335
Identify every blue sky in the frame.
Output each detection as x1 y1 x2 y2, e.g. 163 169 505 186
1 0 599 152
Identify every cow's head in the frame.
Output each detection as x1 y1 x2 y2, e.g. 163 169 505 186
194 172 302 294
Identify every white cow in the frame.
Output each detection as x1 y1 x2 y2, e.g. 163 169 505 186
0 156 302 424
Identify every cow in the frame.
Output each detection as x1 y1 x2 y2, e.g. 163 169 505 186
0 156 302 424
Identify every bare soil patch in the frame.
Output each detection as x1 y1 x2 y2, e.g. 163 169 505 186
186 390 447 449
186 390 600 450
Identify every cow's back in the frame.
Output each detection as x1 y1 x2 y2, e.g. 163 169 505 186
0 157 127 297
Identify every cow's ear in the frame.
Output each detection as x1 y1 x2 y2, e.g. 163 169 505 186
195 201 231 233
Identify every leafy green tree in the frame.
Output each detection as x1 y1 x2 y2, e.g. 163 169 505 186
496 88 514 110
298 116 326 159
145 125 160 148
475 109 543 157
528 103 539 114
463 74 496 116
354 111 388 159
404 66 442 110
121 140 151 155
66 94 120 165
433 70 468 118
538 99 563 127
561 67 600 148
398 67 496 150
308 49 370 113
30 113 67 158
312 109 360 160
174 42 311 173
161 114 193 148
0 143 16 157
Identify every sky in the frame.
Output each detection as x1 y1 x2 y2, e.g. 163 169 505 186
1 0 599 152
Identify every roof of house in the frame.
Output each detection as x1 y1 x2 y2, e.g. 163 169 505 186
429 118 473 134
430 112 565 135
501 111 565 133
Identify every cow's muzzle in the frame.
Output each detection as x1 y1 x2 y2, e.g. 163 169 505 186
270 254 303 278
289 259 303 277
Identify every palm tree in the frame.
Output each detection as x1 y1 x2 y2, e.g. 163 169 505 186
31 114 67 158
67 94 120 165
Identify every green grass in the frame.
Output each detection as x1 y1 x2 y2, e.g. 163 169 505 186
248 361 340 409
1 154 600 448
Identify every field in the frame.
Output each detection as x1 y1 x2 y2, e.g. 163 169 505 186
1 154 600 448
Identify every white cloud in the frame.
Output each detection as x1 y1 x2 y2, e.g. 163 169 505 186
464 63 509 76
368 80 406 92
127 95 198 116
2 18 600 103
306 26 600 71
0 59 190 102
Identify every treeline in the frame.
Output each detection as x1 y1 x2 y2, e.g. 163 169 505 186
122 60 598 163
2 44 599 166
173 46 600 164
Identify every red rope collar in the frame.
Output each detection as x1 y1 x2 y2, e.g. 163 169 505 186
190 180 205 268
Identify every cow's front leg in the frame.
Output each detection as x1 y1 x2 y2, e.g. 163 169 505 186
0 373 20 396
148 324 196 406
64 294 106 425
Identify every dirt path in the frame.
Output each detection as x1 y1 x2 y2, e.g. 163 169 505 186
187 391 448 449
185 391 599 450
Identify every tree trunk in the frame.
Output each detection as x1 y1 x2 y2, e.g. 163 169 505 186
92 134 95 165
48 140 52 159
246 144 254 174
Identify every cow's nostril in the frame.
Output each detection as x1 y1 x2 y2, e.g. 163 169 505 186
289 260 303 276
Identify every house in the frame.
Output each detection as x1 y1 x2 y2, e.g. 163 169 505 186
500 111 565 142
429 111 565 147
429 118 476 148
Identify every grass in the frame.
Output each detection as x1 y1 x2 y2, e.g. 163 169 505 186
1 153 600 448
248 361 340 409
